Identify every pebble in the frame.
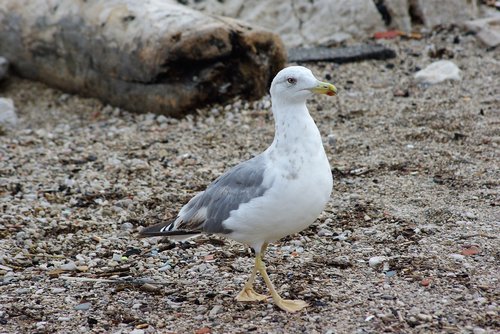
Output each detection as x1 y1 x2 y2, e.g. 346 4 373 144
417 313 433 322
449 253 465 261
327 134 336 147
156 115 169 124
112 253 122 262
51 287 66 293
158 264 172 272
0 97 17 131
209 305 223 317
317 228 333 237
472 328 486 334
120 222 134 231
130 330 145 334
414 60 461 84
464 211 476 219
60 262 77 271
74 302 92 311
368 256 387 267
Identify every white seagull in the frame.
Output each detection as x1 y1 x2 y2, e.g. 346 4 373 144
140 66 337 312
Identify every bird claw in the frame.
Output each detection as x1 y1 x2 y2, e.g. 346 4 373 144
274 299 309 313
235 287 268 302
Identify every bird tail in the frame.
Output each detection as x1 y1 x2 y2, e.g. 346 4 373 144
138 219 200 240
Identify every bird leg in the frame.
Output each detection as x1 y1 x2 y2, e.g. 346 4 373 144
235 243 269 302
255 248 308 313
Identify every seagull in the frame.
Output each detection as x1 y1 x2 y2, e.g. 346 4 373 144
139 66 337 312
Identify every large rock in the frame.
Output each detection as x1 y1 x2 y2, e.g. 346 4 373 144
183 0 386 47
0 0 286 116
408 0 478 28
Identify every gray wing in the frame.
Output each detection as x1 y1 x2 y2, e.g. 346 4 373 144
175 154 270 234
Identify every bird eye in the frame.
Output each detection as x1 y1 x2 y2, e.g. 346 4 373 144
287 77 297 85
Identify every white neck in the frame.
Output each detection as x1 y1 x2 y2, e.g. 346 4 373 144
267 98 323 155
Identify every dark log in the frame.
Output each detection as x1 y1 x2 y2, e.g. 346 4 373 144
0 0 286 116
288 44 396 63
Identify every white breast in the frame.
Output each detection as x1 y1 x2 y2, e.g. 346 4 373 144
224 114 333 250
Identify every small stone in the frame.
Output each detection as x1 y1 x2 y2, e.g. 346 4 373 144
60 262 77 271
327 134 336 147
449 253 465 261
158 264 172 272
209 305 223 317
112 253 122 262
51 287 66 293
472 327 486 334
57 317 71 321
36 321 47 329
464 211 476 219
317 228 333 237
421 277 432 287
417 313 432 322
369 256 386 267
414 60 461 85
74 302 91 311
132 303 141 309
130 330 145 334
363 215 371 221
120 222 134 231
156 115 169 124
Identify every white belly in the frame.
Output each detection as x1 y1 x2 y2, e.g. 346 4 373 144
224 148 333 250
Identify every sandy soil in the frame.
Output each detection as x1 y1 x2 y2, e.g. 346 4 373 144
0 26 499 333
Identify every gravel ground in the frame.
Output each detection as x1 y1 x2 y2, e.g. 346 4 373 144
1 27 499 333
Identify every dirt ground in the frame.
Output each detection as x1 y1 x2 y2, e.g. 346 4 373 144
0 26 499 333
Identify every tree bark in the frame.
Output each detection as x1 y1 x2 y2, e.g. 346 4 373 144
0 0 286 116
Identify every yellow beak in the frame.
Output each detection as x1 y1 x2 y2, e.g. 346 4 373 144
310 81 337 96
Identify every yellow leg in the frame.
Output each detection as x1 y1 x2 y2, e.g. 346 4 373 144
235 243 269 302
255 250 308 313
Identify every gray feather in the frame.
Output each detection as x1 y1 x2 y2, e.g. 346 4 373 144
178 154 270 234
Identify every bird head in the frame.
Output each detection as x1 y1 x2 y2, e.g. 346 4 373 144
270 66 337 105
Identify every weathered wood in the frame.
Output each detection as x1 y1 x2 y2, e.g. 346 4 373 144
288 44 396 63
0 0 286 116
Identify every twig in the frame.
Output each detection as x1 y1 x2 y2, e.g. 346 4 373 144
59 276 171 286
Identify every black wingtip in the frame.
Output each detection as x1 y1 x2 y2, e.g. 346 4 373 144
138 220 200 238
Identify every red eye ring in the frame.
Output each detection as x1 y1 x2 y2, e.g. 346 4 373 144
287 77 296 84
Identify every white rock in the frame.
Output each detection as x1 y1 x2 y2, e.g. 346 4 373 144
472 327 486 334
449 253 465 261
51 287 66 293
74 302 91 311
185 0 385 47
464 16 500 47
414 60 461 85
112 253 122 262
130 330 145 334
120 222 134 231
0 98 18 130
410 0 477 28
60 261 77 271
369 256 387 267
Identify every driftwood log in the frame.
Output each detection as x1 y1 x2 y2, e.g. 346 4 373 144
0 0 286 116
